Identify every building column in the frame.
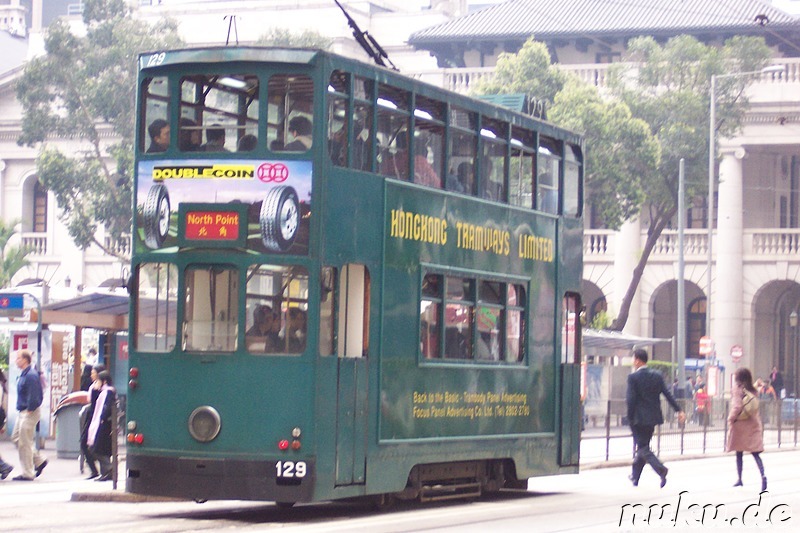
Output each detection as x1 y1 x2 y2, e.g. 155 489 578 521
714 147 745 382
613 216 642 336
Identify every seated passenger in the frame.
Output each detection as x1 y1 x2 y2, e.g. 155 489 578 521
246 305 278 352
284 116 313 151
202 124 229 152
178 118 202 151
286 308 307 352
413 136 441 188
147 119 169 153
237 133 258 152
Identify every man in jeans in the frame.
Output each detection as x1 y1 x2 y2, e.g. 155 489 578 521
11 350 47 481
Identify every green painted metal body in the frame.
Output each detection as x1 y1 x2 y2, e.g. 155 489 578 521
127 47 583 503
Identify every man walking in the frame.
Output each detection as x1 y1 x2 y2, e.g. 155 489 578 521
11 350 47 481
626 348 685 488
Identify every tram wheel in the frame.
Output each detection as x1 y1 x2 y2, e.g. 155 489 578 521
143 184 171 249
260 186 300 252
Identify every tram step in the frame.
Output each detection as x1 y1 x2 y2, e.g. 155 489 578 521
419 481 482 502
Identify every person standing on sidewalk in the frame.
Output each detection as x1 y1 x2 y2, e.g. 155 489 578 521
11 350 47 481
86 371 117 482
626 348 685 488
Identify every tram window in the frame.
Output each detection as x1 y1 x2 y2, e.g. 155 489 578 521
268 74 314 152
480 119 508 202
564 145 582 218
180 74 259 152
245 265 309 355
328 96 348 167
377 84 410 181
319 267 336 356
507 284 526 362
184 265 239 353
134 262 178 353
510 128 535 209
444 277 474 360
420 273 442 359
353 102 373 172
448 108 477 195
538 137 561 214
562 293 581 364
413 96 445 189
140 76 169 153
477 281 504 361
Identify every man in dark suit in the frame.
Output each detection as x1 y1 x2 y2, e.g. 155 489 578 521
626 348 685 488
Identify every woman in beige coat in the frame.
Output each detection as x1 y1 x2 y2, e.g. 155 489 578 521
726 367 767 491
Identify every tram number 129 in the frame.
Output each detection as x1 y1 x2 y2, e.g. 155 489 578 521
276 461 307 478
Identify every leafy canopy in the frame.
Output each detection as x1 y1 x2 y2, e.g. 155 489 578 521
16 0 182 256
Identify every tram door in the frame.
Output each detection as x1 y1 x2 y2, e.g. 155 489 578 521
559 293 581 467
334 264 370 485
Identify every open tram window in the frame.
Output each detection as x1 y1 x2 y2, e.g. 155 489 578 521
510 128 536 209
180 74 259 152
447 108 477 195
420 273 442 359
476 280 504 361
245 264 309 355
444 276 474 360
480 118 508 202
183 265 239 353
140 76 170 153
563 145 583 218
134 262 178 353
412 95 445 189
538 137 561 214
562 293 582 364
377 84 410 181
507 284 526 362
267 74 314 153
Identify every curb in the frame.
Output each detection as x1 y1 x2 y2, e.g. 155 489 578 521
70 490 186 503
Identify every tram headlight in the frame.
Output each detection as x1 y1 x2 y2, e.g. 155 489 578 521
188 406 222 443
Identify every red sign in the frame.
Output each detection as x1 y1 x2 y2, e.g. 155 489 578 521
699 336 714 356
184 211 240 241
730 344 743 363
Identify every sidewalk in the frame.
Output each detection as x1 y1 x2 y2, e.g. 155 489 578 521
0 436 174 502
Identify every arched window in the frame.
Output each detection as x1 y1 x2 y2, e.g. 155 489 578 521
33 180 48 233
688 297 706 358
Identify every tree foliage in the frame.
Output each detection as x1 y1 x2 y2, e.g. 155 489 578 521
0 220 29 288
16 0 182 257
474 35 771 331
256 28 333 50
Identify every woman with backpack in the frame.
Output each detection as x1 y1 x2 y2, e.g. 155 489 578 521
727 367 766 491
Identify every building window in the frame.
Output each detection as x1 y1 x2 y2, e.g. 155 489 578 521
33 181 47 233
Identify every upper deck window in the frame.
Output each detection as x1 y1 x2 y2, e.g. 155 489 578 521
538 137 561 214
447 108 477 195
510 128 536 209
268 74 315 153
141 76 170 153
377 84 410 181
563 145 582 218
412 95 445 189
480 118 508 202
179 74 259 153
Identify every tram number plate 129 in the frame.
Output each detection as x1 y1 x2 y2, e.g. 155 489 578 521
276 460 307 479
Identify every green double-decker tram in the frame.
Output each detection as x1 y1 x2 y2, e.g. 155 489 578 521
126 46 584 504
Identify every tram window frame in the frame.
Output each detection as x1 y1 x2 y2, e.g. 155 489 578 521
412 95 445 189
244 264 310 356
134 262 178 353
420 271 527 364
179 73 260 153
267 73 315 153
510 128 536 209
327 70 349 167
537 136 562 214
562 293 582 365
183 264 239 353
563 144 583 218
377 84 410 181
479 118 508 202
140 76 170 154
447 108 477 195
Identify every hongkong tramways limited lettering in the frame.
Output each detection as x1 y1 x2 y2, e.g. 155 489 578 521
390 209 448 245
389 208 555 263
455 221 510 256
153 165 255 180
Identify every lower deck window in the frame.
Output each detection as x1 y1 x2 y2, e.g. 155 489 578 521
420 272 526 363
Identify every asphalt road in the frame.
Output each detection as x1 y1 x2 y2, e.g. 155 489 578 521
0 438 797 532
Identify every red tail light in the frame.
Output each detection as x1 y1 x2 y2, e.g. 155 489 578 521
278 439 290 450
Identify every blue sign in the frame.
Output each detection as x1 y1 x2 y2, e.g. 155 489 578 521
0 294 24 317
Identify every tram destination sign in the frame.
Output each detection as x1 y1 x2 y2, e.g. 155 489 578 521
177 203 248 248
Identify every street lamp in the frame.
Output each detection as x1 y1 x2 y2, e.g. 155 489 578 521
790 310 798 397
706 64 786 343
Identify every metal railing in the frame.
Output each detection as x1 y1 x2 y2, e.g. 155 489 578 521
581 398 799 464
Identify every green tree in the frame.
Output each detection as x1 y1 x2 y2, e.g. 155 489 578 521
0 220 29 288
474 35 771 331
16 0 182 258
256 28 333 50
